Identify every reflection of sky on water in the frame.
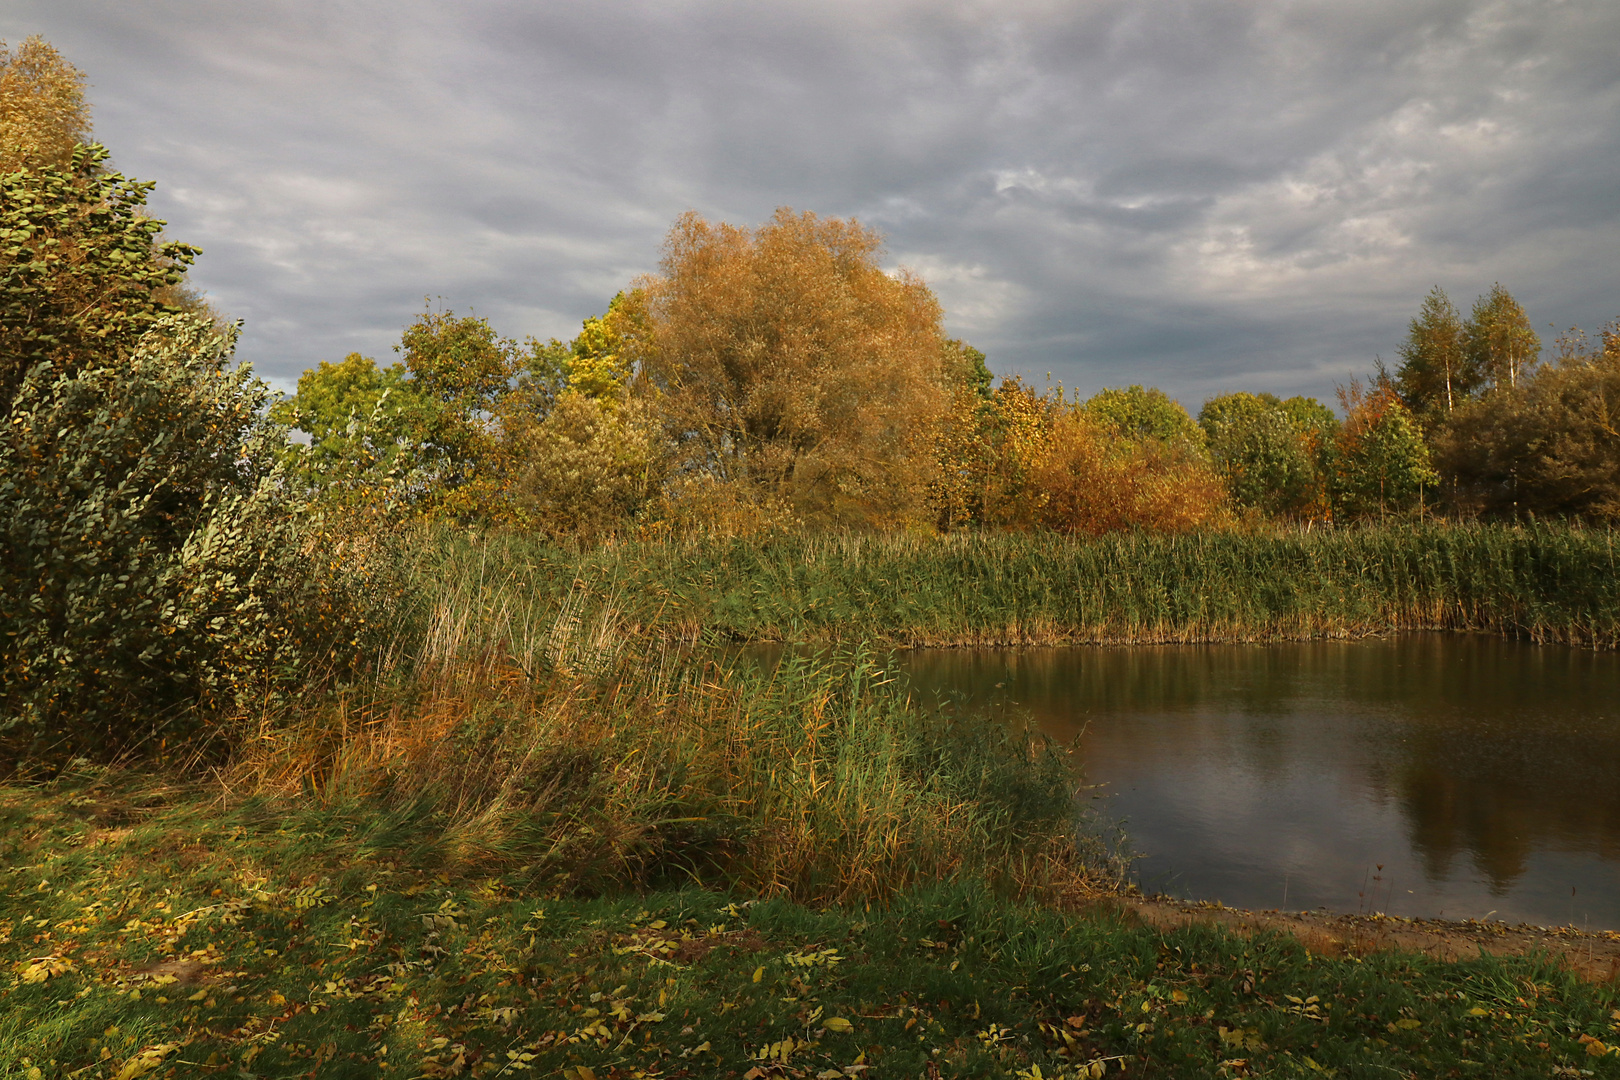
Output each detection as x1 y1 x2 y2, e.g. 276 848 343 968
884 636 1620 929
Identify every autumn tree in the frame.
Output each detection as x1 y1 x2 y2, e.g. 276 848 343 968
1394 286 1474 421
0 36 90 172
1331 379 1438 519
1465 283 1540 392
511 294 665 539
1084 385 1205 451
635 209 950 530
1432 322 1620 520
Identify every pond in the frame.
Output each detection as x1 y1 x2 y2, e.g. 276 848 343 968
770 635 1620 929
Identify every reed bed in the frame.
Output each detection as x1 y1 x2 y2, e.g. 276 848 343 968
436 522 1620 648
232 559 1110 905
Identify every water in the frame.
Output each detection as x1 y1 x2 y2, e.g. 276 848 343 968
771 635 1620 928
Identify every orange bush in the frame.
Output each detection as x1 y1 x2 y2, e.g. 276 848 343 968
1028 411 1231 535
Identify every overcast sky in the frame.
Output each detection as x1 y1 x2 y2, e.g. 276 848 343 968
9 0 1619 404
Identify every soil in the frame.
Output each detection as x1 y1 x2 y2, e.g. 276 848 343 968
1092 894 1620 984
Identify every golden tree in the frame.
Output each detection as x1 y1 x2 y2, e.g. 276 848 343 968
635 209 950 530
0 36 91 171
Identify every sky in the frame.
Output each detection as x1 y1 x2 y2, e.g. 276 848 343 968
8 0 1619 405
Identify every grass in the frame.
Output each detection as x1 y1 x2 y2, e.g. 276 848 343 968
6 521 1620 1077
2 772 1618 1079
425 522 1620 649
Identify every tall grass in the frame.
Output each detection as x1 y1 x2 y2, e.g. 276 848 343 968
433 522 1620 648
233 556 1111 904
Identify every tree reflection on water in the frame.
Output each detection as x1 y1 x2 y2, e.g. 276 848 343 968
888 635 1620 921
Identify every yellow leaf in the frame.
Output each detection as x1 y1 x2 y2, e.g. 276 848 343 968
823 1017 853 1033
1467 1007 1488 1017
188 989 207 1002
1171 989 1188 1003
752 966 764 983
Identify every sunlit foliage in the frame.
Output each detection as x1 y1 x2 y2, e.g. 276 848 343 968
0 145 198 414
0 36 90 171
637 208 951 530
1331 379 1438 519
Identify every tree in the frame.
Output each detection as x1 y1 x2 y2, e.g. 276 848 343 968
1030 409 1229 536
1432 322 1620 520
636 208 950 530
268 352 437 506
0 36 90 172
1465 284 1540 392
515 391 663 541
1 144 199 415
1331 380 1438 519
1198 392 1337 519
1394 286 1474 420
1084 385 1205 450
394 308 523 519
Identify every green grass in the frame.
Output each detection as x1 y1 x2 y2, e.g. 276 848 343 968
423 523 1620 650
3 774 1618 1079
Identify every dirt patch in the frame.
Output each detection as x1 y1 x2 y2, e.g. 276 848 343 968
1096 894 1620 984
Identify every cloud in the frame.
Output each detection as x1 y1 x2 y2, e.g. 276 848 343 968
8 0 1618 406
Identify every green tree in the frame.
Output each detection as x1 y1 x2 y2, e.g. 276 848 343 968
1084 385 1205 451
1465 284 1540 392
0 36 90 171
1198 392 1337 518
1331 380 1438 519
1394 286 1475 420
268 352 437 505
1 144 199 414
394 308 523 519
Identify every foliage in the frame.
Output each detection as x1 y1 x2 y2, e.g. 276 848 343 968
1029 410 1231 536
394 308 524 519
514 390 665 540
638 208 950 530
4 776 1618 1080
1394 285 1475 422
0 36 90 171
267 351 437 506
0 317 396 765
1331 379 1439 519
1433 323 1620 521
931 376 1056 530
1199 392 1338 519
1083 384 1205 451
1466 283 1541 393
0 144 198 415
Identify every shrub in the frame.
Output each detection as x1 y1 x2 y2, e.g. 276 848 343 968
0 317 397 766
1030 411 1231 535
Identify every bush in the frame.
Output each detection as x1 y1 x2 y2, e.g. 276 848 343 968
1030 411 1231 535
0 316 397 766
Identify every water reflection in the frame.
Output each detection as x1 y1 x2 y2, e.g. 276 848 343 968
830 636 1620 927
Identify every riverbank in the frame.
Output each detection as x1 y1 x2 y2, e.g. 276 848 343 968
5 774 1619 1079
1117 895 1620 985
445 523 1620 649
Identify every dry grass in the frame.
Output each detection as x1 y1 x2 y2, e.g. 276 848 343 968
227 567 1108 905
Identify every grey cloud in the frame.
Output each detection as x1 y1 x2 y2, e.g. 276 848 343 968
6 0 1618 406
